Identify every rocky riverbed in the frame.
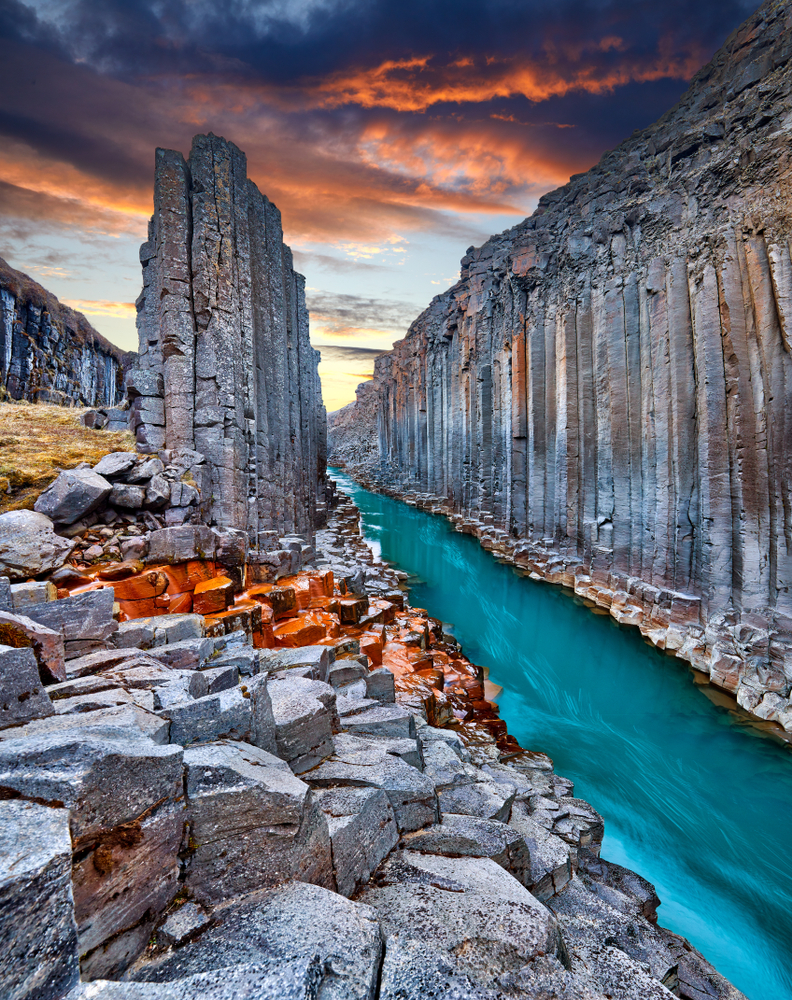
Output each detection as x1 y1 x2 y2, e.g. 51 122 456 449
0 452 746 1000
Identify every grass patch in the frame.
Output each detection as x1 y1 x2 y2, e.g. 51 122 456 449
0 401 136 514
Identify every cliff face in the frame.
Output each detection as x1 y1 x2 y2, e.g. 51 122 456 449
327 380 381 469
0 256 126 407
329 0 792 731
133 134 327 542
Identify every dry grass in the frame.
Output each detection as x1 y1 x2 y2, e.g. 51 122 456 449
0 401 136 514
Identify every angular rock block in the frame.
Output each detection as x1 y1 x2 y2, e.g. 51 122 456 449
155 901 210 949
366 666 396 703
315 786 399 897
193 576 235 615
341 703 416 740
0 510 76 580
0 732 183 976
209 646 260 677
268 674 335 773
509 800 573 900
132 882 382 1000
182 741 334 903
0 609 66 683
401 813 531 886
34 468 112 525
437 778 516 823
358 850 561 998
126 369 164 398
0 645 54 730
24 588 118 660
307 732 438 833
149 637 214 671
0 703 171 745
9 580 56 609
146 527 218 565
257 644 330 681
0 800 79 1000
93 452 138 477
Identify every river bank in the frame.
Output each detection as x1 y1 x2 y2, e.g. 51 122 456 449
331 467 792 1000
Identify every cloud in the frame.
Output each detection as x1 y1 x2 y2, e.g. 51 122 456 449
61 298 136 318
317 344 388 364
307 289 419 337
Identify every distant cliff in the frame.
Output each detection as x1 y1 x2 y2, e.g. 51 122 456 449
329 0 792 732
0 257 127 407
133 134 327 541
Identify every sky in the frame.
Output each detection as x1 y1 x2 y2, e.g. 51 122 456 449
0 0 758 411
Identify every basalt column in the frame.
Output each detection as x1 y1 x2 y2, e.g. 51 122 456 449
133 134 327 541
331 0 792 730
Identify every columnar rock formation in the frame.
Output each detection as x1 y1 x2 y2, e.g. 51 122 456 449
0 256 126 406
329 0 792 730
133 134 327 541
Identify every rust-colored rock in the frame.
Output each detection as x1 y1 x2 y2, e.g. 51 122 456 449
193 576 235 615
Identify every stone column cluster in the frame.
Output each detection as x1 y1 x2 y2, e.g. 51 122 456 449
132 134 327 543
336 0 792 708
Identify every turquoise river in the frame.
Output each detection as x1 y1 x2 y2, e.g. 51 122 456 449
330 469 792 1000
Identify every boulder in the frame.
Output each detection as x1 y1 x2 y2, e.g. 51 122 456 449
306 732 438 833
109 484 146 509
0 609 66 682
149 637 214 671
34 468 112 525
341 703 416 740
132 882 382 1000
93 452 138 478
437 778 516 823
23 588 118 660
146 526 218 565
0 731 184 977
257 644 330 681
358 850 561 998
181 741 334 903
366 667 396 703
401 813 531 886
0 510 76 580
0 645 54 730
268 674 335 773
9 580 56 609
0 704 171 745
314 786 399 897
0 800 79 1000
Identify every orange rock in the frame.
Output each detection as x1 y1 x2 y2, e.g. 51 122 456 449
157 560 218 595
117 593 171 619
248 584 298 619
368 599 396 624
337 596 368 625
113 570 169 602
273 613 326 648
359 631 383 666
193 575 235 615
204 600 260 638
167 592 193 614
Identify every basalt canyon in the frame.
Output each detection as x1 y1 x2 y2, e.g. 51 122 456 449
0 2 790 999
330 0 792 737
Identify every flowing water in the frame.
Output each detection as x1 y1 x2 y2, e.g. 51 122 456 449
330 469 792 1000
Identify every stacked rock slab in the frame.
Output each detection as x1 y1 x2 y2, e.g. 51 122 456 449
0 256 126 407
330 0 792 730
133 134 327 542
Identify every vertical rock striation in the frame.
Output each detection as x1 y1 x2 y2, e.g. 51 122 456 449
0 256 126 407
329 0 792 731
133 134 327 542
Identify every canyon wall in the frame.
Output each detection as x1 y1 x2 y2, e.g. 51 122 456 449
0 256 126 407
133 134 327 542
330 0 792 731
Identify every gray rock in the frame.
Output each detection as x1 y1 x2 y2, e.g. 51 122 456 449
52 687 137 715
109 619 158 650
437 779 516 823
150 637 214 671
158 686 254 746
0 731 183 974
327 657 367 688
509 799 574 900
315 786 399 897
358 850 561 997
401 813 531 886
23 588 118 659
146 527 218 565
200 663 239 694
9 580 56 608
133 882 382 1000
0 703 171 744
126 458 165 484
341 703 416 740
64 646 164 680
152 614 205 644
0 577 10 612
146 474 172 508
0 645 54 730
306 732 438 832
156 902 210 949
0 800 79 1000
0 510 76 580
152 674 208 710
181 741 333 903
34 468 112 525
257 645 331 681
268 674 335 773
210 646 259 676
93 452 138 477
110 483 146 509
126 369 164 398
366 667 396 703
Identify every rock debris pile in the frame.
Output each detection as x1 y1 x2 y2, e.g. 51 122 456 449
132 133 327 540
0 487 745 1000
0 256 128 407
329 0 792 736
